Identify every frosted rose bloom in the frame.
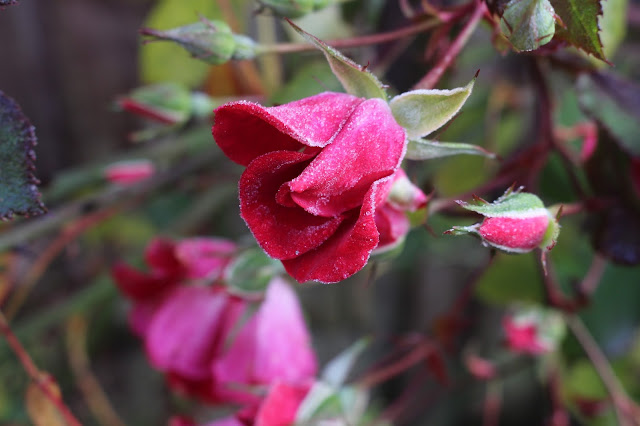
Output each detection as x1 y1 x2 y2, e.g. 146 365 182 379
213 92 407 283
213 277 317 392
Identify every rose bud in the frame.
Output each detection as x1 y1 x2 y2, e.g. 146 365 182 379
213 92 406 283
445 187 560 254
104 159 155 185
503 306 565 356
140 19 257 65
116 83 192 125
387 169 429 212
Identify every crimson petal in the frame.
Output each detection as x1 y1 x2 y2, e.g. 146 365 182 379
213 92 363 166
283 98 406 217
282 175 394 283
240 151 344 260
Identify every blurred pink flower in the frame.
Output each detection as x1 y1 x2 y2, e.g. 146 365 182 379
104 160 155 185
112 237 236 335
503 315 551 355
213 277 317 392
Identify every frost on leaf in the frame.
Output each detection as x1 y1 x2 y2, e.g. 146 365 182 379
0 91 45 220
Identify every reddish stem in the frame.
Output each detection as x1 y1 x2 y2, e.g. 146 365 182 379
0 311 82 426
261 17 441 54
357 341 434 388
412 0 486 90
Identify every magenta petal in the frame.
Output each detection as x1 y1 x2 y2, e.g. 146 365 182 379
375 203 410 249
144 238 183 278
214 278 317 386
284 98 407 217
174 238 236 280
145 286 243 380
240 151 345 260
111 262 174 302
213 92 364 166
255 381 312 426
282 176 394 283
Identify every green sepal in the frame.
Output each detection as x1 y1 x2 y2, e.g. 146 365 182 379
406 139 496 161
390 77 475 139
499 0 556 51
457 187 547 217
223 247 283 299
286 19 387 100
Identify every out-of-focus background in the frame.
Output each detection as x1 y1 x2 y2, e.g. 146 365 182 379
1 0 640 424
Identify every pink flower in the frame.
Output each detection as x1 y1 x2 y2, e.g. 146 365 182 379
145 285 249 404
213 92 407 283
112 237 236 336
254 381 312 426
503 315 551 355
213 277 317 392
104 160 155 185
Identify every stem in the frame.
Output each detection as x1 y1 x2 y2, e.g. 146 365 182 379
565 315 637 426
0 310 82 426
357 341 434 388
259 18 441 54
412 1 486 90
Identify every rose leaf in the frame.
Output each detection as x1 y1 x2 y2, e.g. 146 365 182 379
549 0 606 60
0 91 45 220
405 139 496 161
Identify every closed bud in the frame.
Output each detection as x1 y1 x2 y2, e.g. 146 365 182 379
445 186 560 254
257 0 335 18
104 159 155 185
503 306 565 355
140 18 257 65
387 169 429 212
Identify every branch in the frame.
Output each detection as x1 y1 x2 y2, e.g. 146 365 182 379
0 310 82 426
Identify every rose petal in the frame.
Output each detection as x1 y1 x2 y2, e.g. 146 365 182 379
255 382 312 426
375 203 410 249
111 262 174 302
144 238 183 278
145 286 244 380
282 175 394 283
240 151 345 260
479 215 550 252
213 277 317 386
213 92 364 166
174 238 236 280
283 98 407 217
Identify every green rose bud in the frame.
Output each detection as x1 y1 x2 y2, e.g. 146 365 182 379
140 18 257 65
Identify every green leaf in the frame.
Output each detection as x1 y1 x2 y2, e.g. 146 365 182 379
257 0 339 18
406 139 496 161
577 71 640 156
224 248 283 298
322 338 369 388
390 77 476 139
499 0 556 51
0 91 45 220
549 0 606 60
286 19 387 100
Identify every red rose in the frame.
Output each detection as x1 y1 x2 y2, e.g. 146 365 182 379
213 92 407 283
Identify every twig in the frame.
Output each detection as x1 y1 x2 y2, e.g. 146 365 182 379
357 341 434 388
412 0 486 90
0 310 82 426
259 18 441 54
565 315 638 426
